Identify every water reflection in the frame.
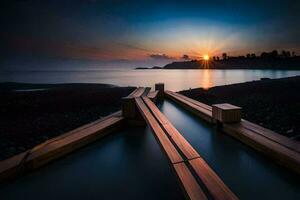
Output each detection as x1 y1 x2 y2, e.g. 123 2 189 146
201 69 213 89
160 100 300 200
1 69 300 91
0 126 184 200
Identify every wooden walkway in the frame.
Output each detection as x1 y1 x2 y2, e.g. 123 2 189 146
135 96 238 200
165 90 300 174
1 85 299 199
0 111 124 184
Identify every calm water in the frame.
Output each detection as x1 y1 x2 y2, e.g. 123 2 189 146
160 100 300 200
0 126 184 200
1 69 300 91
1 100 299 199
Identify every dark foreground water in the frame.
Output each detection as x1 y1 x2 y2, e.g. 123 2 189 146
160 100 300 200
0 126 184 200
0 100 299 199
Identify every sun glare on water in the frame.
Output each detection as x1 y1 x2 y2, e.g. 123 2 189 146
203 54 209 61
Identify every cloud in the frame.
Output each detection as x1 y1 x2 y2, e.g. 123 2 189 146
119 43 152 52
182 54 190 60
149 53 173 60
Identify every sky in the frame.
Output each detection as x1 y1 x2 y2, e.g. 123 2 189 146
1 0 300 69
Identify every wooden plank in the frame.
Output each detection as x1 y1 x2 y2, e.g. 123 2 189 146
128 87 144 98
241 120 300 153
26 116 124 169
189 158 239 200
143 97 200 160
168 91 212 111
166 90 300 174
131 87 150 98
173 162 208 200
147 90 159 102
165 91 212 122
136 97 238 200
0 112 124 183
135 98 183 164
223 123 300 174
165 91 212 117
167 90 299 153
0 151 28 184
122 87 150 119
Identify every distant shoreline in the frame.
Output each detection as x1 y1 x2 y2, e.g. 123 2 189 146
136 54 300 70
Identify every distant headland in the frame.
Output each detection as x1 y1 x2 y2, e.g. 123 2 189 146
136 50 300 70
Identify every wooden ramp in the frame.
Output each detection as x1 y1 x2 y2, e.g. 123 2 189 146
165 90 300 175
135 96 238 200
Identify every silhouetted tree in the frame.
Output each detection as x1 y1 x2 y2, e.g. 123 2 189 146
281 50 291 58
222 53 227 60
182 54 189 60
216 56 220 61
251 53 256 58
261 52 268 58
246 53 251 58
271 50 279 58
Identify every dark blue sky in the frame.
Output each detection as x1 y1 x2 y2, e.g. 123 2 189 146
1 0 300 68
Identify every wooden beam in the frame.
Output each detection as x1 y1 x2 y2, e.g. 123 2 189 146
164 90 300 175
135 98 183 164
165 91 212 122
137 97 238 200
147 90 159 103
122 87 150 119
143 97 200 160
135 97 209 200
173 162 208 200
0 111 124 184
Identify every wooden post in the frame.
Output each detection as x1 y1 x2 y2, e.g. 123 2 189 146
155 83 164 101
122 97 136 119
212 103 241 123
122 96 145 126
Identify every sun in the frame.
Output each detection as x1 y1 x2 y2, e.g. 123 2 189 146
203 54 209 61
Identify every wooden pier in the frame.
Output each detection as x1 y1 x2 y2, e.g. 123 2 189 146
1 83 299 200
135 96 238 200
165 90 300 175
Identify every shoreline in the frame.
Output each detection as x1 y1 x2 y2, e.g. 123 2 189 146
179 76 300 140
1 76 299 160
0 83 135 161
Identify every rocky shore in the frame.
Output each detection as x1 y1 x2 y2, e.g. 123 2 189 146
0 83 135 160
179 76 300 140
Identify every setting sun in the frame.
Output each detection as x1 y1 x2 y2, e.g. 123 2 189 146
203 54 209 61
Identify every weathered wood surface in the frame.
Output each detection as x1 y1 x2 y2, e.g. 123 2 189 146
147 90 159 103
135 98 183 164
136 96 238 200
122 87 150 119
223 123 300 174
0 111 124 183
127 87 150 98
189 158 239 200
165 91 212 122
143 97 200 160
165 90 300 174
240 119 300 153
212 103 241 123
173 162 208 200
